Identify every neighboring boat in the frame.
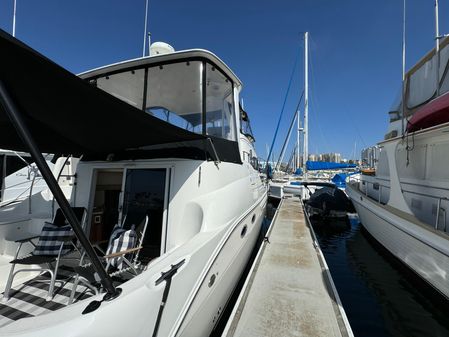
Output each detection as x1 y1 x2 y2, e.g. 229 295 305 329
305 184 354 218
0 153 78 289
331 171 360 189
346 29 449 298
0 29 267 337
0 150 55 204
0 154 77 211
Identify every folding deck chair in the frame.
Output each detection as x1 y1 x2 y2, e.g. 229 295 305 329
68 214 149 303
2 207 87 301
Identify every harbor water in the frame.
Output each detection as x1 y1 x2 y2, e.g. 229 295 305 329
311 215 449 337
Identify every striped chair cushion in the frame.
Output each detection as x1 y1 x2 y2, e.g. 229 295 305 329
33 222 74 256
105 227 137 268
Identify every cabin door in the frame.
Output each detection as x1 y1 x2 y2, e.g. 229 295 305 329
118 168 168 260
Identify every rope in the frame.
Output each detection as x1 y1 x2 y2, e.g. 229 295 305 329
405 120 415 166
266 42 302 176
275 91 304 171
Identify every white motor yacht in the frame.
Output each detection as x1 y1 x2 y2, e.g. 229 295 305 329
0 29 267 337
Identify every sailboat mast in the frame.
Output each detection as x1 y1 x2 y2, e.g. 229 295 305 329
296 107 300 170
435 0 440 96
303 32 309 175
12 0 17 37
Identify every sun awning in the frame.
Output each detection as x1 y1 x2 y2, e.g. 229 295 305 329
0 29 207 156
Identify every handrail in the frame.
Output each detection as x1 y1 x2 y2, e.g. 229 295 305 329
28 166 37 214
402 188 449 201
52 155 73 218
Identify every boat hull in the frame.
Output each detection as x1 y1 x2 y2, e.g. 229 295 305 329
176 193 267 336
347 184 449 299
0 191 267 337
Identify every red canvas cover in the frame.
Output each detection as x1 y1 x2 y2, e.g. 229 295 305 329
407 92 449 132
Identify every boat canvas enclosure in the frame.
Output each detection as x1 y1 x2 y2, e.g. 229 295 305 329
0 29 241 164
305 161 357 171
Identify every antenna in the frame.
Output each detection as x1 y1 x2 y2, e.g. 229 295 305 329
401 0 406 135
12 0 17 37
142 0 149 57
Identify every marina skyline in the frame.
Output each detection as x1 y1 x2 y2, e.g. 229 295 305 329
0 0 447 159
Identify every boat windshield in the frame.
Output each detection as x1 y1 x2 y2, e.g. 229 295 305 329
93 60 237 141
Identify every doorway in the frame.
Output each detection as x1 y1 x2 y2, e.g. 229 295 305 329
121 168 167 260
89 168 168 261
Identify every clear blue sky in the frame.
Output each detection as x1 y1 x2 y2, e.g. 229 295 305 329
1 0 447 160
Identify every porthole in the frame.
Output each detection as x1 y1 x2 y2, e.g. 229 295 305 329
251 214 256 224
241 225 248 238
208 274 216 287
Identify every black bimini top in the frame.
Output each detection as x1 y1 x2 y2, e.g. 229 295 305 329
0 29 242 164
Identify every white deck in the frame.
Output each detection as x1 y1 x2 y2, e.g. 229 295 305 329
222 197 353 337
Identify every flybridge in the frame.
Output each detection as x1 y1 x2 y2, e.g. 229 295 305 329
0 29 242 164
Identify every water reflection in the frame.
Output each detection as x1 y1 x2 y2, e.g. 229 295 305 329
313 216 449 337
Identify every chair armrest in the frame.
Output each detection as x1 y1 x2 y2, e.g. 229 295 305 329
61 233 77 242
15 235 40 243
104 246 142 259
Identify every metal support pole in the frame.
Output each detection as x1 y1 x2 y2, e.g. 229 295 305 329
142 0 149 57
0 80 118 298
435 198 441 229
435 0 440 97
12 0 17 37
401 0 406 135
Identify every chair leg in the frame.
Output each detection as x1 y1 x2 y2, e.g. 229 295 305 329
2 243 23 302
2 263 16 301
68 275 80 305
47 259 62 301
122 257 138 275
68 274 99 305
46 270 56 301
47 243 65 301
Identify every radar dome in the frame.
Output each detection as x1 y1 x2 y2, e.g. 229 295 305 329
150 42 175 56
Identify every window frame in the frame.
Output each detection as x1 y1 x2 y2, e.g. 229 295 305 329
86 57 237 141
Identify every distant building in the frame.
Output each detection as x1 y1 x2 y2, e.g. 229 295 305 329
361 146 379 168
320 153 342 163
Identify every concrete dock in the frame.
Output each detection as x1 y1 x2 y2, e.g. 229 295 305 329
222 197 353 337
